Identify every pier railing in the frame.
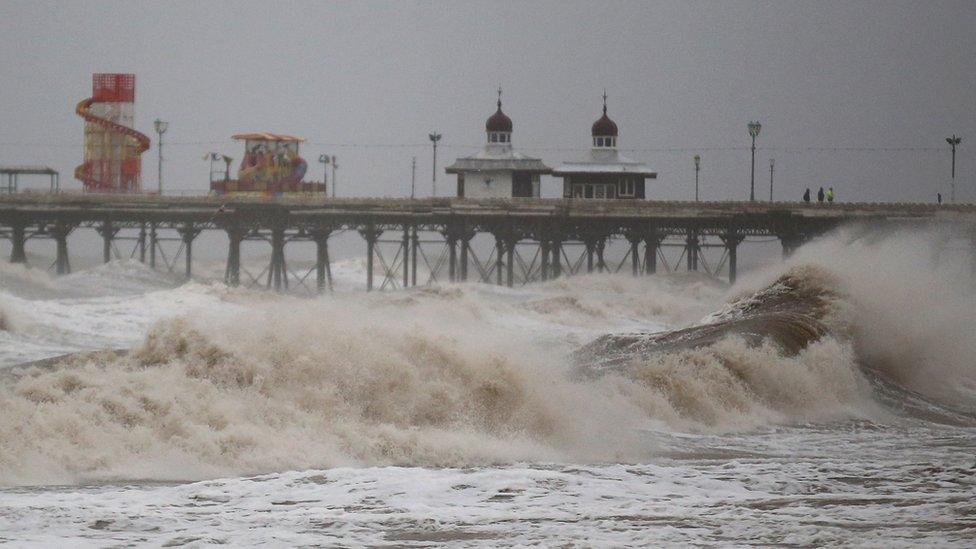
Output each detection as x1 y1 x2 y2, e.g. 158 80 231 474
2 195 974 290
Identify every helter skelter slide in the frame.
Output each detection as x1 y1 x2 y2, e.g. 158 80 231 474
75 73 150 192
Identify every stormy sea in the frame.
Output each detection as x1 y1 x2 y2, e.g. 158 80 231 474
1 227 974 547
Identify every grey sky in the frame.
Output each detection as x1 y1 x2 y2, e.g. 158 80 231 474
1 0 974 202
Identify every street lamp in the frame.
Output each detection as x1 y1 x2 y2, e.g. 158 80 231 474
429 132 442 197
153 119 168 195
693 154 701 201
330 155 337 198
318 154 330 196
769 158 775 202
411 156 417 199
747 121 761 202
946 135 962 203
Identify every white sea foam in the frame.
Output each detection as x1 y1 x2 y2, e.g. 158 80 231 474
0 229 974 546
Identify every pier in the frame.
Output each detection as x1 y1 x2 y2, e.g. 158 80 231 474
2 194 975 291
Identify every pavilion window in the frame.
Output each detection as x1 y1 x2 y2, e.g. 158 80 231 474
620 179 635 197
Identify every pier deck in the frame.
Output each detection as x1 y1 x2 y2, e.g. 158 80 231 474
2 195 974 289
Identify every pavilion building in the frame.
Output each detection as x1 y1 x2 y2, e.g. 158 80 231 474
553 94 657 199
446 90 550 199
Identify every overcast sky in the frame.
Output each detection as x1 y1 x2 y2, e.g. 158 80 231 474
1 0 974 203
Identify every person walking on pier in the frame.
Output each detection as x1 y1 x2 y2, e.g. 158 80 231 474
826 187 835 203
938 192 943 205
803 188 811 203
817 187 825 203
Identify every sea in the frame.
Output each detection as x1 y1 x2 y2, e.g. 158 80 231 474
0 227 974 547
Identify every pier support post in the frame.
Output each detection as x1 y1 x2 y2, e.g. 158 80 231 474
506 237 517 288
9 223 26 264
551 238 562 278
459 238 468 282
224 227 246 287
446 232 458 283
51 222 73 275
596 238 607 272
584 238 596 273
98 221 118 264
686 230 700 271
267 227 288 292
411 227 419 287
149 223 157 269
780 233 803 259
721 233 744 285
494 235 505 286
627 233 642 276
177 224 200 281
644 232 663 276
360 226 382 291
402 227 410 289
312 228 334 293
138 223 147 263
459 231 473 282
540 239 550 282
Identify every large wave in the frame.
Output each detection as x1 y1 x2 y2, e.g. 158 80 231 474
0 227 973 486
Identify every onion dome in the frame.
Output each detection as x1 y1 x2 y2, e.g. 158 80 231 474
485 99 512 133
591 93 618 137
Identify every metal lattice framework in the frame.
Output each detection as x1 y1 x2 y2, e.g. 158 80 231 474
1 195 975 291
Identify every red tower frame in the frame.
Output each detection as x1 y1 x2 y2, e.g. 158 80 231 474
75 74 150 193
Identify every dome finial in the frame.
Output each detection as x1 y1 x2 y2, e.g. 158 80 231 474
602 89 608 114
497 85 502 108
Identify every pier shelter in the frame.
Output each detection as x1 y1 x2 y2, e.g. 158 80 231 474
446 90 550 199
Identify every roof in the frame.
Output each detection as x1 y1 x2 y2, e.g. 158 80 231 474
447 158 551 173
591 112 618 137
553 149 656 177
0 165 59 175
486 104 513 133
232 133 305 142
592 96 618 136
446 147 551 174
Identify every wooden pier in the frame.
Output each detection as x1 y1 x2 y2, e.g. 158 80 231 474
1 194 974 290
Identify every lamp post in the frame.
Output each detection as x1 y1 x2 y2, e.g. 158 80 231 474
318 154 330 196
946 135 962 203
411 156 417 199
429 132 441 197
153 119 168 195
747 121 761 202
769 158 775 202
693 154 701 201
330 156 337 198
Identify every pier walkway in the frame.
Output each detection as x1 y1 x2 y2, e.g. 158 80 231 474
1 195 974 290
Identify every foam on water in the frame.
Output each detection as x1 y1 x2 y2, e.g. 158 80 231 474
0 228 974 545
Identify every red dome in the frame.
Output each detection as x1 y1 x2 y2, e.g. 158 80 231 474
486 100 513 133
591 108 618 137
486 109 512 132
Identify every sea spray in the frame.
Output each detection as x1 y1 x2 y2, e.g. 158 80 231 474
0 274 869 486
2 227 974 486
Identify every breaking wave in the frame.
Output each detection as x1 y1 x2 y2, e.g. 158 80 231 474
0 227 973 486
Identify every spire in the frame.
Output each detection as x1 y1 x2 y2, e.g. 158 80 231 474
592 89 618 139
485 86 513 134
